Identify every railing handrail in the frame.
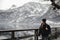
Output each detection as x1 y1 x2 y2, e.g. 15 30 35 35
0 29 38 32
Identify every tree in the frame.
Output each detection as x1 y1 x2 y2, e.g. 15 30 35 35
50 0 60 10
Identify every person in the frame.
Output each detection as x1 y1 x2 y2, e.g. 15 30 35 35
39 19 51 40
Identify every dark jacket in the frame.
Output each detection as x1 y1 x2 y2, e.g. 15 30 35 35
39 23 51 36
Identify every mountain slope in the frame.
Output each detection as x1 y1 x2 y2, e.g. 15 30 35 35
0 2 50 24
0 2 60 25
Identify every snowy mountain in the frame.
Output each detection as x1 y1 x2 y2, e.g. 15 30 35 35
0 2 50 24
0 1 60 29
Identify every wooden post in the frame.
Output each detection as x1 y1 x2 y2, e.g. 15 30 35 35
34 29 38 40
11 31 15 40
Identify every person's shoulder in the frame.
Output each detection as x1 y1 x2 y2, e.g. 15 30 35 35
46 24 50 27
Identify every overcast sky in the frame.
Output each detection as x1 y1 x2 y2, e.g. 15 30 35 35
0 0 34 10
0 0 51 10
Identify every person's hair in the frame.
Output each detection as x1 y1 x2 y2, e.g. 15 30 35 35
42 19 46 23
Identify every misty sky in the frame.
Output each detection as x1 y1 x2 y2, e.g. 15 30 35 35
0 0 51 10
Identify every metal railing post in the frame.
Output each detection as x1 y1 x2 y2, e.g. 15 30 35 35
11 31 15 40
55 28 57 39
34 29 38 40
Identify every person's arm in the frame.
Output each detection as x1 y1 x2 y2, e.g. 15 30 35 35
47 25 51 34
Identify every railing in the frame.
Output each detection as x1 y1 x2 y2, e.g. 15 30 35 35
0 29 39 40
0 27 60 40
